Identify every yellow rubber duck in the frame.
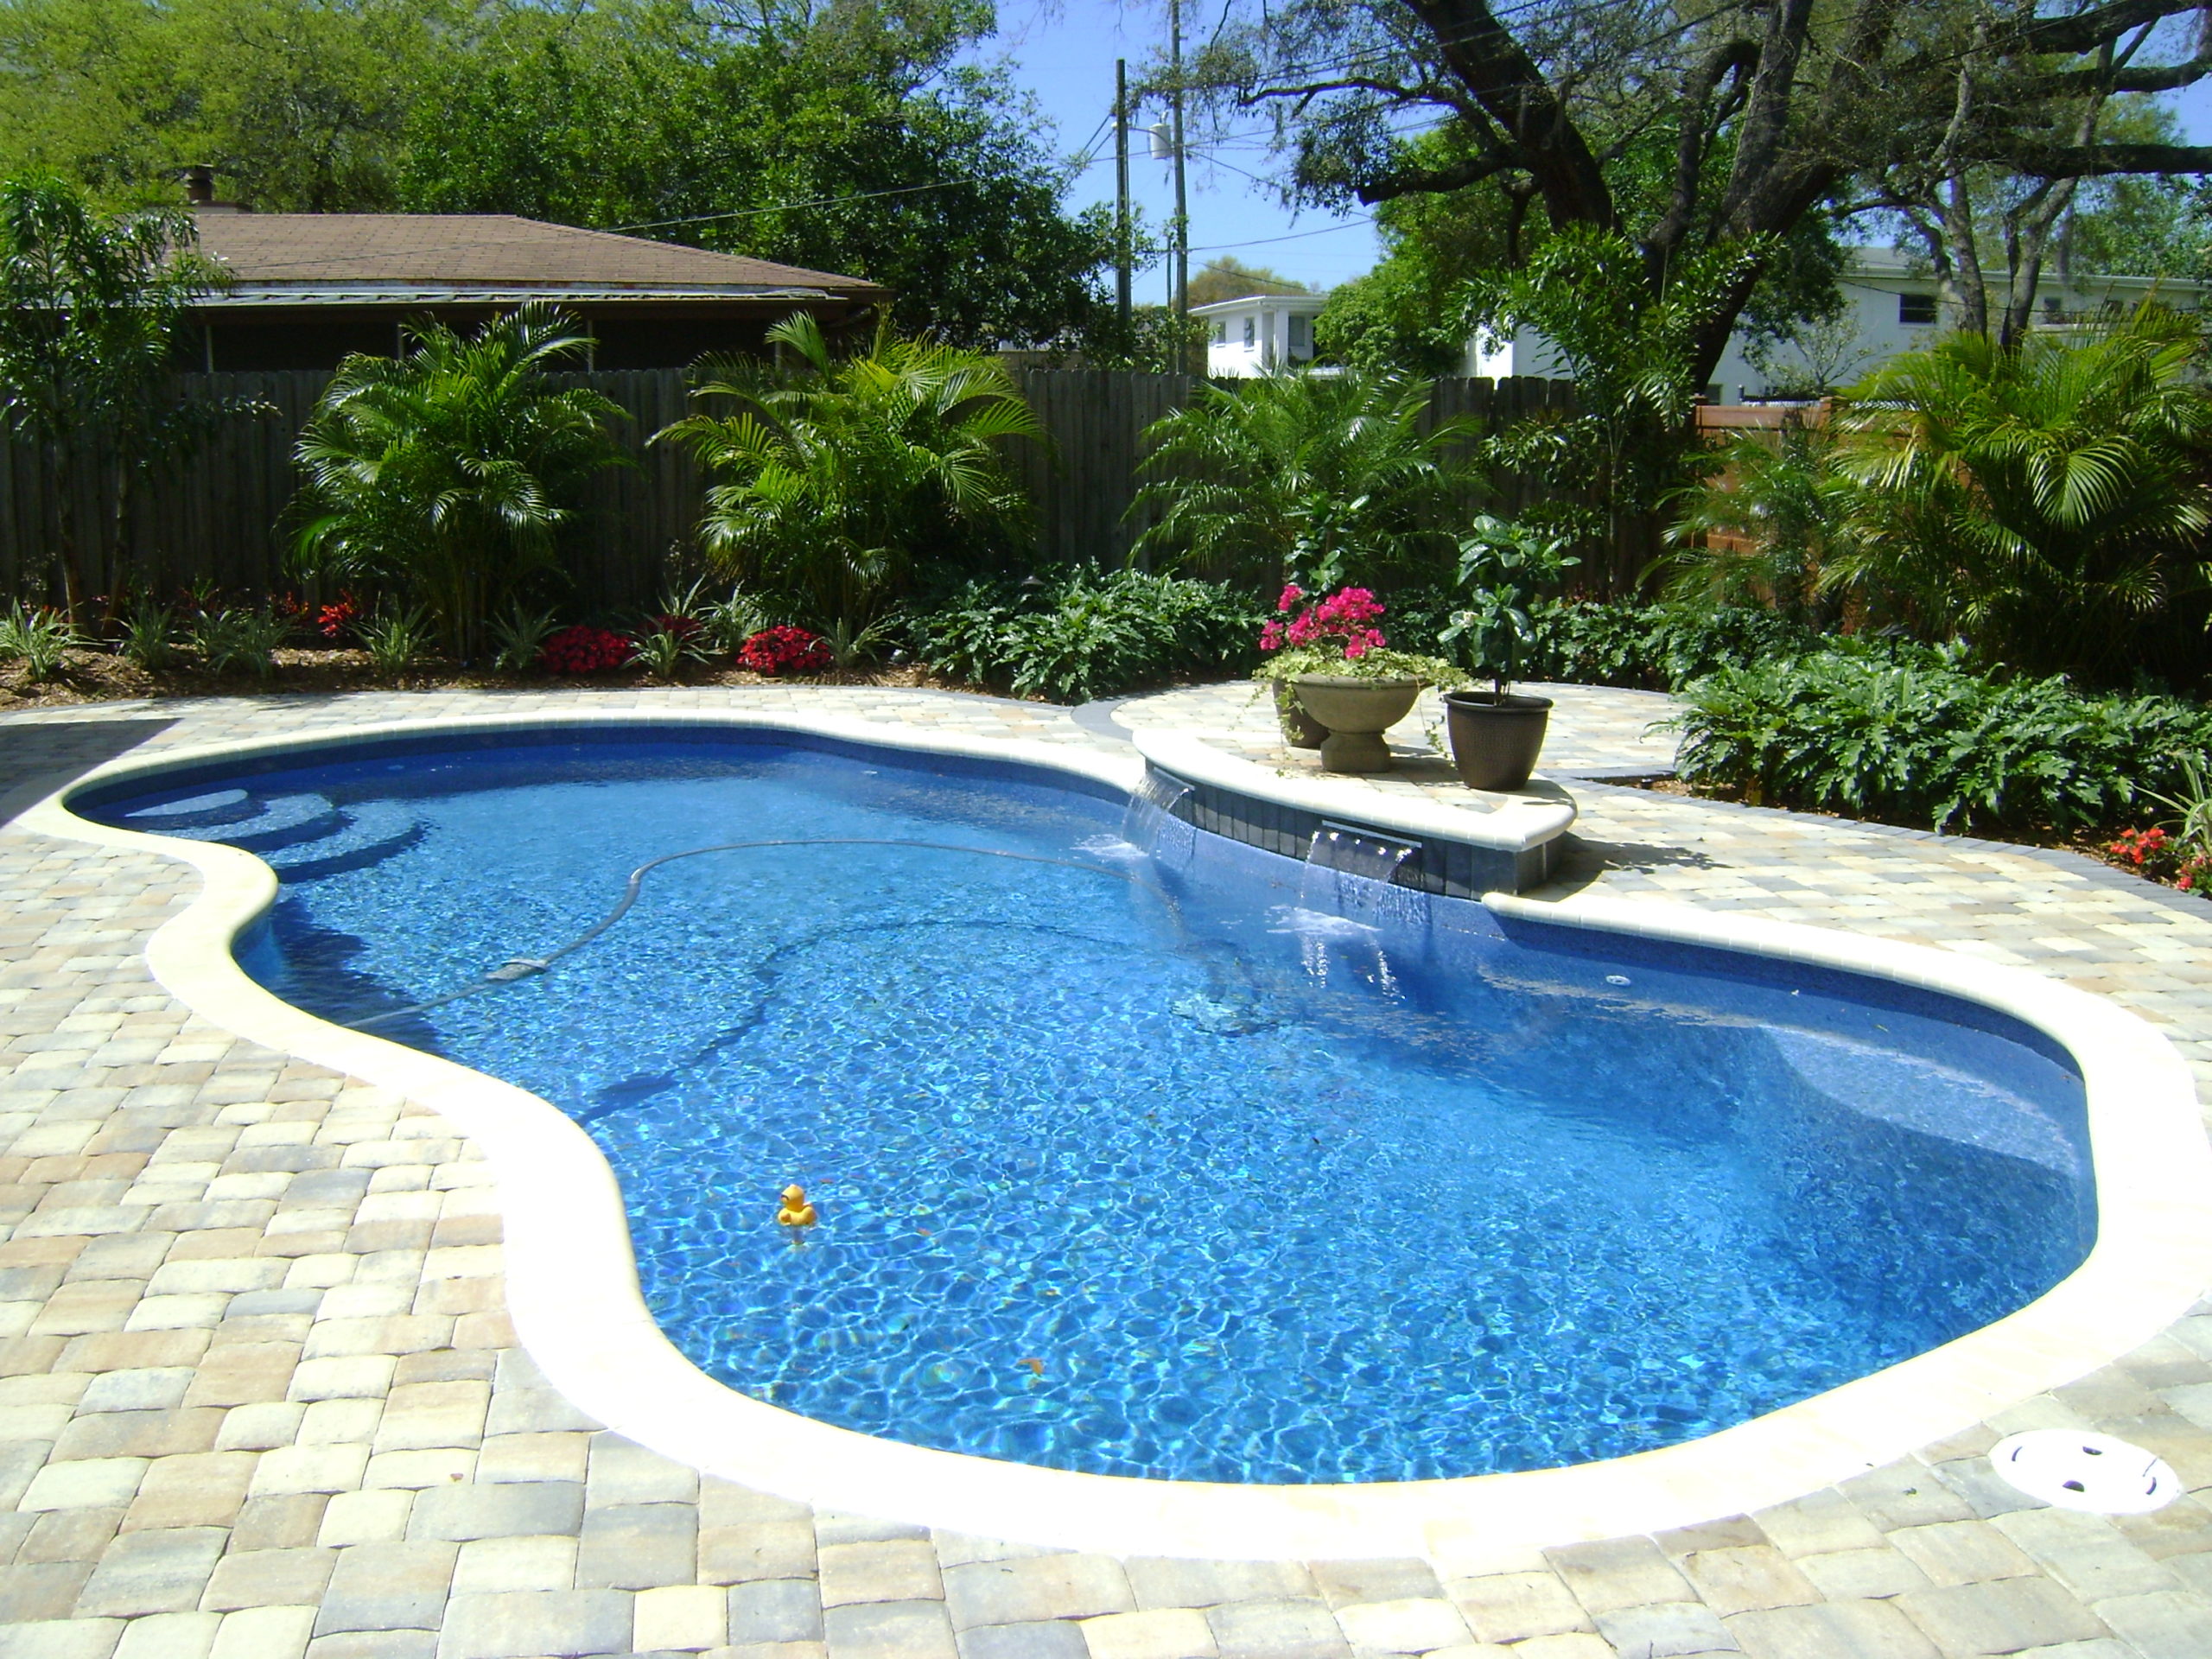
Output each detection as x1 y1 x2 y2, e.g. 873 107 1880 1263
776 1184 817 1229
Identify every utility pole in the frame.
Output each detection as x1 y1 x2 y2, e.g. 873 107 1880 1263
1170 0 1189 364
1115 59 1132 332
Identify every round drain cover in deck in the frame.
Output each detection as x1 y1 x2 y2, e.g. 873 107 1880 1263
1989 1430 2180 1513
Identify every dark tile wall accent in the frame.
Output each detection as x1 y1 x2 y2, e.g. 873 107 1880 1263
1155 766 1559 896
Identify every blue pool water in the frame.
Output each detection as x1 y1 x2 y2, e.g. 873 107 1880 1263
86 732 2096 1484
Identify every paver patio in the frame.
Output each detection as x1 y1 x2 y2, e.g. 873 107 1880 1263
0 682 2209 1659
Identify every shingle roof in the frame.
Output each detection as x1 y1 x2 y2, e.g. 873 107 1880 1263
192 213 881 298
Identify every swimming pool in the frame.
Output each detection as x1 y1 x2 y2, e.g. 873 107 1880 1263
79 727 2101 1488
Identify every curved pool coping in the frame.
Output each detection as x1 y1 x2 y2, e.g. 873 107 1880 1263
21 706 2212 1564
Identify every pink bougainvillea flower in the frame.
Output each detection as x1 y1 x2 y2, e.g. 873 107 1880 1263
1276 583 1303 613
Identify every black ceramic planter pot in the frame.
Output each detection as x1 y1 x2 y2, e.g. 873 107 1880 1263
1443 690 1553 791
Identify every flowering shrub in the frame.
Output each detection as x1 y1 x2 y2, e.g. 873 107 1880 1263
1259 583 1388 660
316 594 360 642
2104 825 2212 893
738 626 832 676
539 625 632 674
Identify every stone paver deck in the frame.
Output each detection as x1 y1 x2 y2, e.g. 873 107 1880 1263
0 682 2209 1659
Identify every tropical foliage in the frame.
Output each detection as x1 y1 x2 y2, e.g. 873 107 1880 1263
1666 416 1854 626
1441 518 1579 696
291 302 627 659
1470 226 1767 593
912 566 1262 704
1672 646 2212 835
1128 369 1479 594
0 171 226 608
661 314 1040 634
1824 306 2212 681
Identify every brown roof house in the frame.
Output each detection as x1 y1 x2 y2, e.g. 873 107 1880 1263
187 194 885 372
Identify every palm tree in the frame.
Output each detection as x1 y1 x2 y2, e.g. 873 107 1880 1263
1826 305 2212 679
657 314 1042 632
292 302 626 659
1128 370 1479 594
1665 414 1856 628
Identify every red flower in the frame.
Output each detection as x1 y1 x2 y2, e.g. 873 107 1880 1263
1258 585 1389 662
539 625 631 674
315 595 360 641
737 626 831 676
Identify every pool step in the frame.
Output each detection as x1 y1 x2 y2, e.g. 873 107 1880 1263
207 793 346 853
121 788 258 830
263 801 426 881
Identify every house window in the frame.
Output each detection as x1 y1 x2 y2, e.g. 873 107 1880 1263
1899 292 1937 326
2042 296 2064 321
1289 314 1311 353
1211 321 1226 345
1242 316 1255 348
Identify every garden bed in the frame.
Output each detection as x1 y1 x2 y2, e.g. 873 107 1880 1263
0 648 982 710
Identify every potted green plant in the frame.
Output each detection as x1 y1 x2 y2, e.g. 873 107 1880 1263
1255 585 1458 773
1440 518 1577 790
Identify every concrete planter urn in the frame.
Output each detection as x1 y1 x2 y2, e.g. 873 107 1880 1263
1292 675 1421 774
1273 682 1327 749
1443 690 1553 791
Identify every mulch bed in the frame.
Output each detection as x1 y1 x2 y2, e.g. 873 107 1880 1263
0 647 989 711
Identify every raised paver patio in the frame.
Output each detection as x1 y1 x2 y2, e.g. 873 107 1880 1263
1 682 2209 1659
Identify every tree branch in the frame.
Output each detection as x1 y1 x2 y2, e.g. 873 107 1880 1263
2018 55 2212 98
2012 0 2197 56
1351 145 1522 204
1975 140 2212 176
1402 0 1618 231
1648 38 1760 263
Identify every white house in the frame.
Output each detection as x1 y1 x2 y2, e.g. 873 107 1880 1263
1193 292 1329 377
1467 246 2203 400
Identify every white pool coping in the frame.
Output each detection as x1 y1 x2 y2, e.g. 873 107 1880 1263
22 706 2212 1567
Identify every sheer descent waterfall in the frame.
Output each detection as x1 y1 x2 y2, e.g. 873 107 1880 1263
1122 771 1196 868
1300 822 1428 930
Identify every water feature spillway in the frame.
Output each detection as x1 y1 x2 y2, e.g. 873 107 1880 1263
81 731 2097 1485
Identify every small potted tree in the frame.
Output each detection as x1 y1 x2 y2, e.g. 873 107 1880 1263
1255 585 1458 773
1440 517 1576 791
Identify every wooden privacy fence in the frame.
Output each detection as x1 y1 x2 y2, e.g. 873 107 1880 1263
0 369 1577 614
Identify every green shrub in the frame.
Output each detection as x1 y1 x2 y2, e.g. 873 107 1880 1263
1672 648 2212 833
658 314 1039 635
1522 601 1833 689
293 302 626 661
0 601 82 680
1385 595 1831 689
188 607 289 678
913 568 1265 703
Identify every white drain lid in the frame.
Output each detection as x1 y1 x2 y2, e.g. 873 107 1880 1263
1989 1430 2180 1513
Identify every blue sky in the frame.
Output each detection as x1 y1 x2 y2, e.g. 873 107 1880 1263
974 1 1384 297
974 1 2212 298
